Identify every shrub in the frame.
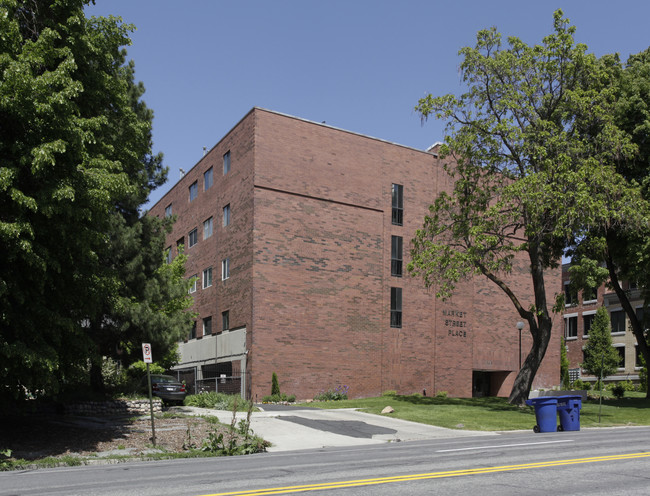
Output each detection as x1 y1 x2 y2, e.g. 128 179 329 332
381 390 397 397
261 393 295 403
436 391 448 398
271 372 280 396
184 392 253 411
314 385 349 401
127 360 165 379
612 383 625 399
572 379 591 391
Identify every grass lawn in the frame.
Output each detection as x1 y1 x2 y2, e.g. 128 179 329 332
301 392 650 431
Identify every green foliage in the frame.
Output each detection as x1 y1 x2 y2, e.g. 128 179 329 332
271 372 280 396
314 385 349 401
0 448 12 471
382 390 397 397
639 354 647 392
612 383 625 399
127 361 165 379
572 379 592 391
0 0 194 402
435 391 448 399
200 399 269 455
410 10 642 405
261 393 296 403
581 307 619 379
184 392 253 411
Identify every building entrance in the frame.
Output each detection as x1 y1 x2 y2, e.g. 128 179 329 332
472 371 491 397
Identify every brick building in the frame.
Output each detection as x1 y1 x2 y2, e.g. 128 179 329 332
562 264 644 385
148 108 561 400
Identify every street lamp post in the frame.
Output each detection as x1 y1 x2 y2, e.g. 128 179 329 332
517 321 525 369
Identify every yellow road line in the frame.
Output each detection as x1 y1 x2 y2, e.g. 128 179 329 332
199 451 650 496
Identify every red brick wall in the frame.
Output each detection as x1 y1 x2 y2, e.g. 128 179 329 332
148 111 256 348
150 108 561 400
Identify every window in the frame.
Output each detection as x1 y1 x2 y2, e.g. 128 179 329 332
615 345 625 369
188 228 198 248
636 345 642 368
390 287 402 328
583 313 595 337
636 307 646 330
391 184 403 226
203 217 213 239
223 151 231 175
165 204 172 218
176 237 184 252
204 167 213 190
223 204 231 226
222 311 229 331
189 274 197 293
189 321 196 340
165 247 172 265
564 316 577 338
583 286 597 303
610 310 626 333
202 267 213 288
189 181 198 202
391 236 403 277
222 258 230 280
564 282 574 306
203 316 212 337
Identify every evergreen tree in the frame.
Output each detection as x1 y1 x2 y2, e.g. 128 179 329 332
560 337 570 390
581 307 619 381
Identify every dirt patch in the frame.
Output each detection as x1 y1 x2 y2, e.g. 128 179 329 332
1 412 242 460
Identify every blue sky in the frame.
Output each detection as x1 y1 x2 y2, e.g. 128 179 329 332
84 1 650 210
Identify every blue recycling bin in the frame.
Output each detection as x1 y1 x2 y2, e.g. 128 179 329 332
525 397 558 433
556 395 582 431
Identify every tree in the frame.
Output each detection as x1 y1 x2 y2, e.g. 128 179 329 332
409 10 642 404
581 307 619 385
560 337 570 390
568 48 650 398
0 0 191 402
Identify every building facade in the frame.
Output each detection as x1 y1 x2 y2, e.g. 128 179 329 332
148 108 561 400
562 264 644 384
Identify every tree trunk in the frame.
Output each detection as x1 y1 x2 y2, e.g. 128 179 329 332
508 319 553 404
89 358 105 395
508 241 554 405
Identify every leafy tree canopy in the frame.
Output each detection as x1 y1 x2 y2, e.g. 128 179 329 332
0 0 191 403
410 10 646 404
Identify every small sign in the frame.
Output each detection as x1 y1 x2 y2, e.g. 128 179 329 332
142 343 153 363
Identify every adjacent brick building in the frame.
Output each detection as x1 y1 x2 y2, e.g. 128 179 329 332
148 108 561 400
562 264 644 385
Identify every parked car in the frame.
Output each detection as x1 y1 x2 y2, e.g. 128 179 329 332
139 374 187 405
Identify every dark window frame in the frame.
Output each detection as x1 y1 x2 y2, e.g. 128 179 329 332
188 228 198 248
611 310 626 333
223 151 231 175
204 167 213 190
391 235 403 277
390 287 402 328
189 181 198 202
391 184 403 226
565 316 577 338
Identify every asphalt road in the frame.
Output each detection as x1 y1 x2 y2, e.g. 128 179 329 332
2 424 649 496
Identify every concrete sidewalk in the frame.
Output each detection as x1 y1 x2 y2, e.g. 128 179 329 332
176 405 495 452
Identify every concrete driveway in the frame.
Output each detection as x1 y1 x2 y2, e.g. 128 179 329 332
177 405 495 452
